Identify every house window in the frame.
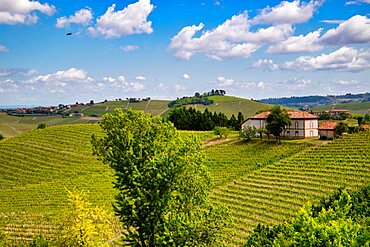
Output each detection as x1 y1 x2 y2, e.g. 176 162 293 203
295 121 299 129
310 130 313 137
310 121 313 128
287 131 290 136
295 131 299 136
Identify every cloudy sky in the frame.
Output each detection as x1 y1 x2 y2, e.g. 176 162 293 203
0 0 369 105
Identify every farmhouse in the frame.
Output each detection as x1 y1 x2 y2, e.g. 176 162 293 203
319 121 337 139
242 110 319 139
322 109 350 117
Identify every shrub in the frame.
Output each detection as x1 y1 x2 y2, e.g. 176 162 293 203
213 126 230 138
37 123 47 129
0 134 4 141
239 126 257 142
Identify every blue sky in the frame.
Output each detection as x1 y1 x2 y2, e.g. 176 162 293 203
0 0 369 105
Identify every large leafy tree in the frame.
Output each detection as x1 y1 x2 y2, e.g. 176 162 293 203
91 109 227 247
265 106 291 143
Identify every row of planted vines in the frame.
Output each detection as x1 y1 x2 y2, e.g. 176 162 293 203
210 132 370 246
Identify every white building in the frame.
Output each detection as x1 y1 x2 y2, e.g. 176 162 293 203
241 111 319 139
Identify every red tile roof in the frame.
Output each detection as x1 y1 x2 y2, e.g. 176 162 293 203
319 121 337 130
248 111 319 120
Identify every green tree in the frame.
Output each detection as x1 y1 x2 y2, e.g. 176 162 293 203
319 113 331 120
336 122 348 136
91 109 227 247
265 106 291 144
56 189 115 247
37 123 47 129
256 128 266 140
213 126 230 138
239 126 257 142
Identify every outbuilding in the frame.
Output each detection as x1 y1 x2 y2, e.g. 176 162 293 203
318 121 337 139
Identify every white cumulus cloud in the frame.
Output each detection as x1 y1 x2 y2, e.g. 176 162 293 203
88 0 154 38
319 15 370 45
102 76 145 91
182 73 190 79
282 46 370 72
267 29 323 53
252 59 279 71
216 76 234 86
29 68 92 84
56 8 93 28
253 0 322 25
0 0 55 25
169 12 292 60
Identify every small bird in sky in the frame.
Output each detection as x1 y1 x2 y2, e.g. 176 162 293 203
66 32 72 36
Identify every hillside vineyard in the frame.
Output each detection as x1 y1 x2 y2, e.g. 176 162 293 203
0 125 369 246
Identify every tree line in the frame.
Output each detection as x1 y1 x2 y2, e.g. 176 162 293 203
168 107 244 131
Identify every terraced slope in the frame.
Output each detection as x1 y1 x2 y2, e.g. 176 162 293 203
211 132 370 246
312 101 370 115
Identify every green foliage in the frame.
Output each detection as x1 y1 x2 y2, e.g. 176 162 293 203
168 107 244 130
319 112 331 120
213 126 231 138
265 106 291 143
56 189 115 247
168 90 226 108
239 126 257 142
0 133 4 141
28 235 50 247
244 185 370 247
91 109 227 246
0 231 8 247
37 123 47 129
336 122 348 136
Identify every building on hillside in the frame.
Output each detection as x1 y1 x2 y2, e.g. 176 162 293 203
241 111 319 139
318 121 337 139
322 109 350 117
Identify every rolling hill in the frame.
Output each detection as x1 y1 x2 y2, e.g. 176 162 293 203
67 96 272 118
1 124 369 246
312 101 370 115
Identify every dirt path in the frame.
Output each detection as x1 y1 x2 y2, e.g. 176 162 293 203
202 137 238 147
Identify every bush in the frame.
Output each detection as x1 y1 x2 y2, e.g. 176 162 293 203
37 123 47 129
0 134 4 141
239 126 257 142
213 126 230 138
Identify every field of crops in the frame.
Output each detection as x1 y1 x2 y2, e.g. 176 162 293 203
0 112 97 137
0 124 369 246
212 132 370 246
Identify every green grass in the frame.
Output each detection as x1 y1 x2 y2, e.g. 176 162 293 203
312 101 370 115
68 100 171 117
1 124 369 246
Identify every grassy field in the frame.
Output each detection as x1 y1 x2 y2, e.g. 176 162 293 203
187 96 272 118
66 100 171 117
0 124 369 246
0 113 98 138
312 101 370 115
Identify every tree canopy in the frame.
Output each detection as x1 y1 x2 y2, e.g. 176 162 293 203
91 109 227 246
265 106 291 143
